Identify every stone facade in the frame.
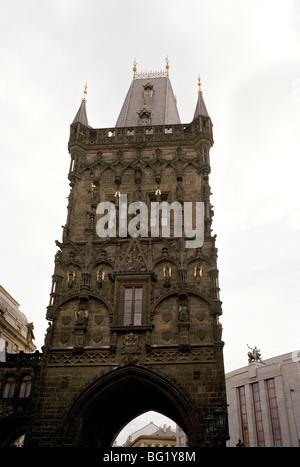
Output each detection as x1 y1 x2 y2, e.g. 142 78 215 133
0 351 42 446
226 351 300 447
0 285 36 355
1 70 228 447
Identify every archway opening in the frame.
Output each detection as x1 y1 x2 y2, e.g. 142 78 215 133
0 423 26 447
66 366 200 447
113 411 188 447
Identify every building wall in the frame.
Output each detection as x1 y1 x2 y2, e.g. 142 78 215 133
176 424 188 447
226 351 300 447
0 351 42 446
124 423 176 447
0 285 36 355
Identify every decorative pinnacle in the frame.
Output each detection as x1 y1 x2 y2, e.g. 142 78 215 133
82 83 88 101
197 75 202 93
133 59 137 79
165 56 170 75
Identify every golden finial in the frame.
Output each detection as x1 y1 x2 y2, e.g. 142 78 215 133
82 82 88 101
165 56 170 75
133 59 137 79
197 75 202 93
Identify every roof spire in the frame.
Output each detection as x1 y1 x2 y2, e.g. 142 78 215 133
197 75 202 93
193 74 209 119
165 56 170 76
72 83 90 126
82 82 88 101
133 59 137 79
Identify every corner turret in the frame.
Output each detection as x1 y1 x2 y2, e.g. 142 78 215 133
72 83 90 127
193 76 209 119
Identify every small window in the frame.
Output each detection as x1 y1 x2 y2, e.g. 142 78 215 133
19 374 32 398
124 287 143 326
2 375 16 398
138 107 151 126
143 82 154 98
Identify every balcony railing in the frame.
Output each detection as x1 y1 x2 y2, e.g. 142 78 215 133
0 350 43 367
69 116 212 148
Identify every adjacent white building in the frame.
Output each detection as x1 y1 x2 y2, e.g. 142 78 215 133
226 351 300 447
0 285 36 357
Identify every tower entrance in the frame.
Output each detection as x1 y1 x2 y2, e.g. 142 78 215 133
62 366 195 447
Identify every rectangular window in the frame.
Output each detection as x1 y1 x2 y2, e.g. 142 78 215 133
252 382 265 447
238 386 250 447
266 378 282 447
123 287 143 326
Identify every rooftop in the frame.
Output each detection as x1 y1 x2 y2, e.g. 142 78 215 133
0 285 28 325
115 74 181 127
71 62 211 135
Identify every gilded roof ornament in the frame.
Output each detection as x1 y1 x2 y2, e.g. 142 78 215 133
165 56 170 75
197 75 202 93
133 59 137 79
82 83 88 101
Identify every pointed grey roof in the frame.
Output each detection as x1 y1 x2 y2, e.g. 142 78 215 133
72 98 89 126
193 78 209 119
193 89 209 119
116 75 181 127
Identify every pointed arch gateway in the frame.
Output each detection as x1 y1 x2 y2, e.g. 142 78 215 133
62 365 202 447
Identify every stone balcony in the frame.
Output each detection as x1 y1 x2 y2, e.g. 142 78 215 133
69 115 213 150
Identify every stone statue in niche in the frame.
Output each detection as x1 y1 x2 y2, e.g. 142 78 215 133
202 181 211 200
44 322 54 347
163 265 171 287
176 182 184 202
178 268 187 285
178 305 189 322
55 250 62 265
75 309 89 327
91 190 100 208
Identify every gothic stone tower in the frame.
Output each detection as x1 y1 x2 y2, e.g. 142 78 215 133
27 64 227 447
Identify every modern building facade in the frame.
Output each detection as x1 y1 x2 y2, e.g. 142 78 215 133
226 351 300 447
1 62 228 447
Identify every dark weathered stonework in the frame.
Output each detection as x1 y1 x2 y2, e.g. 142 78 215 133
0 75 228 447
0 352 42 446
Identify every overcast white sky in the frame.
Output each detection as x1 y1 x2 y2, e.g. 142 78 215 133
1 0 300 442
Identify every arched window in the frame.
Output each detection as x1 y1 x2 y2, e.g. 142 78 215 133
19 374 32 398
2 374 16 398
